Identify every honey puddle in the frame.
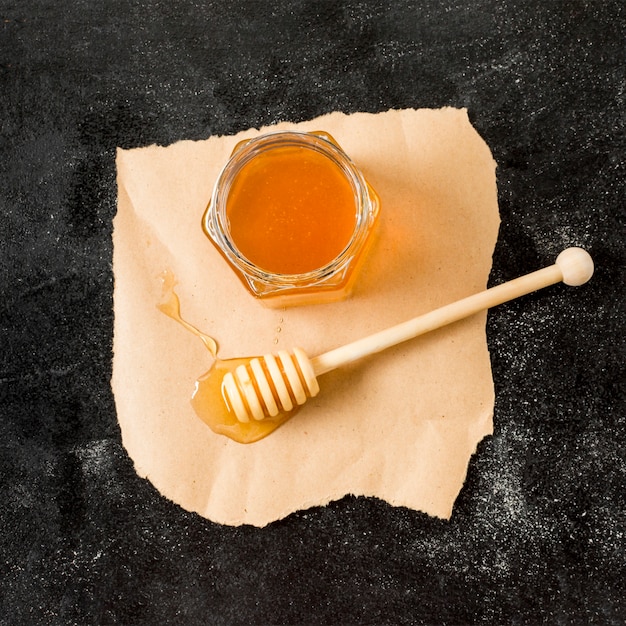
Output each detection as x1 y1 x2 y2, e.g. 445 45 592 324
157 272 299 444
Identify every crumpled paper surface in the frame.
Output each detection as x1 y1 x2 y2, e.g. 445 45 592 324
113 108 500 526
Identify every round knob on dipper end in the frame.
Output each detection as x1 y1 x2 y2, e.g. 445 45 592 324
555 247 594 286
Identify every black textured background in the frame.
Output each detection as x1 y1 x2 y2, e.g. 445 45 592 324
1 1 625 624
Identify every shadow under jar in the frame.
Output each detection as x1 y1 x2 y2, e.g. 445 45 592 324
203 130 380 307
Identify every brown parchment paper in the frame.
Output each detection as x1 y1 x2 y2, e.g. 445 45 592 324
113 108 500 527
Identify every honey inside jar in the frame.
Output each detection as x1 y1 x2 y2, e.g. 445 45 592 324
226 145 357 275
203 130 380 306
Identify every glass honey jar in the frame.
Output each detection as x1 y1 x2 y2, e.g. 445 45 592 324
202 130 380 306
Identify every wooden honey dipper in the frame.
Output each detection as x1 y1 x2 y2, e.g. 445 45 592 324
221 247 594 424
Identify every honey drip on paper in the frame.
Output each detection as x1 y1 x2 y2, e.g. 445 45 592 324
158 272 298 444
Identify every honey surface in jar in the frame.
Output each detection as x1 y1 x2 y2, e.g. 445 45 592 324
226 145 357 275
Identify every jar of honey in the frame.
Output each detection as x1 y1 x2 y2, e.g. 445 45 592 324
202 130 380 306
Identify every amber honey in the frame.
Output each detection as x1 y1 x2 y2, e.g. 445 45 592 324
192 356 298 444
158 272 296 443
226 145 357 275
203 130 379 306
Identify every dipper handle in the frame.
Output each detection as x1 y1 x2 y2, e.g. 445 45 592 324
311 247 593 376
222 247 593 424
